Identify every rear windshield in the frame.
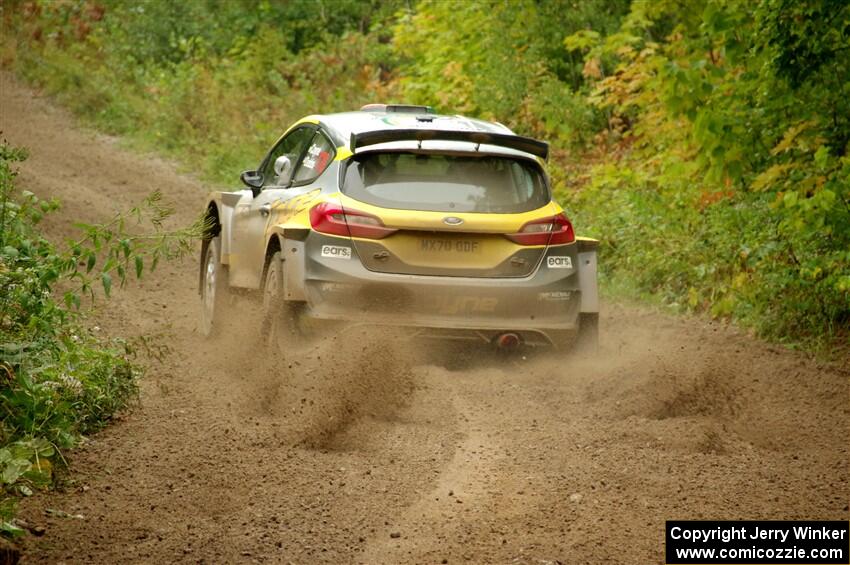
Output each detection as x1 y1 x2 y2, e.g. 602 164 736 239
341 152 549 213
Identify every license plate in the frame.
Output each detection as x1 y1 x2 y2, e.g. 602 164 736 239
419 238 481 253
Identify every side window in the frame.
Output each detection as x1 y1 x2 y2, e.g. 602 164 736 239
260 127 314 187
292 132 335 184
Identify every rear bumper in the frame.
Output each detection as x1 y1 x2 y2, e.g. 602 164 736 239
285 233 587 344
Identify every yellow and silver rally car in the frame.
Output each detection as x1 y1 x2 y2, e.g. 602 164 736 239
199 104 598 351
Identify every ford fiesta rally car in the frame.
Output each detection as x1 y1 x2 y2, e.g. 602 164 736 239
199 104 599 351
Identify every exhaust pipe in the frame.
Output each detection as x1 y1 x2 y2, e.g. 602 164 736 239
495 332 521 351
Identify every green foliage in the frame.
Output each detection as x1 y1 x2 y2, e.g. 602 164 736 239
392 0 627 148
567 0 850 349
6 0 402 184
0 140 205 536
0 438 53 537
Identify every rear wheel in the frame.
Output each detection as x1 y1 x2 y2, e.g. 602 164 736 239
573 312 599 355
200 236 229 337
262 251 302 353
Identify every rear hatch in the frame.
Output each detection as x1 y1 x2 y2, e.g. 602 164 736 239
319 151 572 278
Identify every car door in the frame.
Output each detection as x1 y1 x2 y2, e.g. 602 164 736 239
228 125 316 288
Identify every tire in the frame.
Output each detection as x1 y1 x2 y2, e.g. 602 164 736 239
200 236 229 337
261 250 302 353
574 312 599 355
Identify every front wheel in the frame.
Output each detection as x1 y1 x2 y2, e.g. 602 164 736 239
262 251 302 353
200 236 229 337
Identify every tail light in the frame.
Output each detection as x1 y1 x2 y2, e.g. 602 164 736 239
309 202 396 240
505 213 575 246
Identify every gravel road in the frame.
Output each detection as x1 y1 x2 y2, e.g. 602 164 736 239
3 73 848 564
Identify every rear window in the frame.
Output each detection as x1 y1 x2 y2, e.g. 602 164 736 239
341 152 549 213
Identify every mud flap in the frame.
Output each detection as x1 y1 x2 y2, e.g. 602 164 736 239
283 238 307 301
577 239 599 313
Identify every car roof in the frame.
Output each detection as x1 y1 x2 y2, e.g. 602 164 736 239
317 109 513 140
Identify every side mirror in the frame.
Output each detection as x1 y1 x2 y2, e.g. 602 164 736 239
273 155 293 187
240 170 264 192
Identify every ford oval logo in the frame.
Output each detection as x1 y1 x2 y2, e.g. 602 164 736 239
443 216 464 226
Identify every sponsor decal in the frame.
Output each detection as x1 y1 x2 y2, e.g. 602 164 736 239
321 245 351 259
547 256 572 269
320 282 350 293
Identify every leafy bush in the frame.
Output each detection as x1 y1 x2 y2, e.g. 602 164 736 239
562 0 850 350
0 140 202 536
392 0 627 148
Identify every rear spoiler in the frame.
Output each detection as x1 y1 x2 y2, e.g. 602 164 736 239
349 129 549 161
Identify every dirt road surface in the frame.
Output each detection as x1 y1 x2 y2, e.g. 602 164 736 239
2 72 848 564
